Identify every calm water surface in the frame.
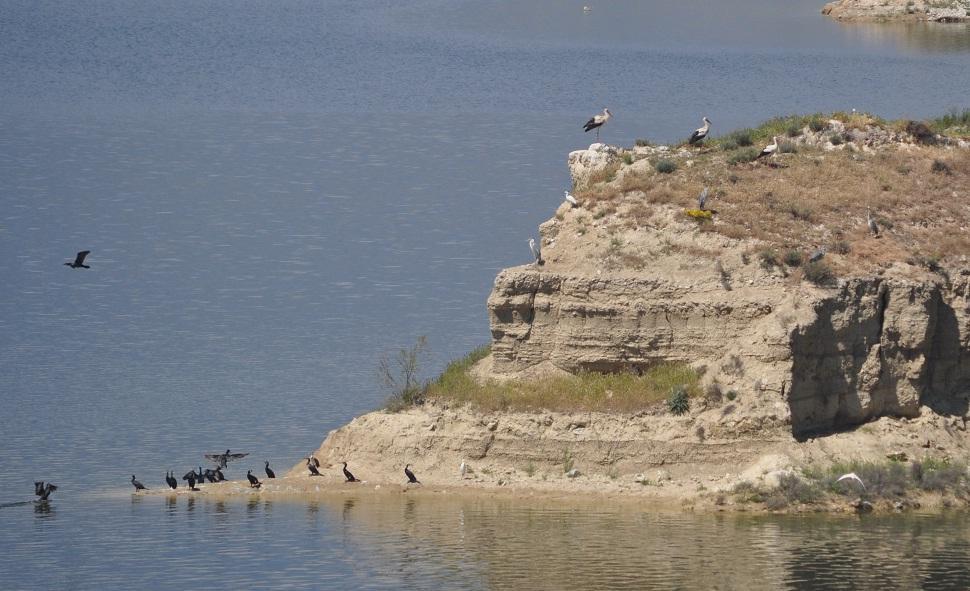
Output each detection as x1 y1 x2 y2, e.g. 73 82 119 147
1 0 969 588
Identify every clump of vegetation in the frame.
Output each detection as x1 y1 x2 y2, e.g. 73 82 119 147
560 449 574 474
655 159 677 174
725 390 738 401
783 249 803 267
930 109 970 137
931 159 951 175
380 336 431 412
803 260 835 286
808 117 827 133
786 202 813 221
786 124 803 138
667 385 690 415
622 152 634 165
778 140 798 154
759 249 780 270
831 239 851 255
427 351 701 413
727 147 761 165
828 132 844 145
729 129 754 147
634 138 653 147
905 120 937 144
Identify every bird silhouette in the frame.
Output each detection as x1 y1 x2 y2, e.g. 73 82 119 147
182 471 199 491
342 462 358 482
307 458 322 477
246 470 261 489
64 250 91 269
264 461 276 479
131 475 147 491
165 471 178 490
34 481 46 497
37 483 57 501
404 464 420 484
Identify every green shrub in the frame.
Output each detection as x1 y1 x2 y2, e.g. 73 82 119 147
725 390 738 401
808 117 827 133
803 261 834 285
759 249 780 270
380 336 430 412
720 138 738 151
829 133 844 146
831 240 851 255
622 152 634 165
779 140 798 154
931 159 951 175
634 138 653 147
786 124 803 138
727 147 761 165
667 385 690 415
783 249 803 267
730 129 754 147
655 159 677 174
777 473 821 505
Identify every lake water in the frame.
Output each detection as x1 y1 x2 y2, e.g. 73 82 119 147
1 0 969 588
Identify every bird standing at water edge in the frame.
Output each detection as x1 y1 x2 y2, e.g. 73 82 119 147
459 460 467 480
529 238 544 266
404 464 420 484
247 470 261 489
583 108 612 142
264 461 276 479
131 475 147 491
165 471 178 490
64 250 91 269
182 471 198 491
564 190 579 208
688 117 712 146
307 457 322 476
342 462 359 482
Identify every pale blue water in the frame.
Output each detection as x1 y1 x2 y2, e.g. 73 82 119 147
1 0 969 589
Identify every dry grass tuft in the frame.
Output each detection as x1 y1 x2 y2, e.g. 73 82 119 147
427 349 701 413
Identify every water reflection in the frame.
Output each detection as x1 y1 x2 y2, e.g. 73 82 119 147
32 501 55 518
841 21 970 53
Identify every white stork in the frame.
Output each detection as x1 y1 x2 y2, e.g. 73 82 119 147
529 238 544 266
583 108 612 141
755 135 780 161
688 117 712 146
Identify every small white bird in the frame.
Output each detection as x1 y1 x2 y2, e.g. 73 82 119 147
756 135 779 160
689 117 712 146
697 187 709 211
529 238 544 266
459 460 467 480
583 5 591 12
836 472 866 491
867 207 879 236
564 190 579 208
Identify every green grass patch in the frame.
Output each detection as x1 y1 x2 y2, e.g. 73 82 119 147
427 351 701 413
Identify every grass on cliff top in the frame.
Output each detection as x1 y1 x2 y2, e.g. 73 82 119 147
575 110 970 273
425 346 701 413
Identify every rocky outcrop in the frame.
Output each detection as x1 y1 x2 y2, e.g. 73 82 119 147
822 0 970 21
488 265 970 437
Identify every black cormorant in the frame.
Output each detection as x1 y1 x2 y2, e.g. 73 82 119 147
264 461 276 479
342 462 358 482
64 250 91 269
404 464 420 484
307 458 322 476
165 471 178 490
246 470 261 489
131 475 147 491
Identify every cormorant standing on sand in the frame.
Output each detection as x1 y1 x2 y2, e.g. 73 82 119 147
246 470 261 489
182 471 199 491
165 471 178 490
307 458 322 476
342 462 358 482
264 461 276 479
131 475 147 491
404 464 420 484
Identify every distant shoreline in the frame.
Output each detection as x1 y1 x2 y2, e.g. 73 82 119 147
822 0 970 22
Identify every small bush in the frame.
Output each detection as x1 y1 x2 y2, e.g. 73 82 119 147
523 461 537 477
560 449 574 474
622 152 634 165
786 124 803 138
931 159 951 175
829 133 844 145
727 147 761 165
730 129 754 147
803 260 835 285
777 473 821 505
779 140 798 154
831 240 851 255
905 120 937 144
759 249 780 270
808 118 827 132
667 385 690 415
786 202 813 221
720 138 738 151
634 138 653 147
725 390 738 401
655 159 677 174
783 249 803 267
705 382 723 405
380 336 430 412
